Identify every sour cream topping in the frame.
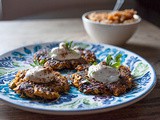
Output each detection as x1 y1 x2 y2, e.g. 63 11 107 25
25 66 55 83
88 63 119 84
50 42 81 61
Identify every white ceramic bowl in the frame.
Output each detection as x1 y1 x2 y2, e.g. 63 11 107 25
82 10 141 45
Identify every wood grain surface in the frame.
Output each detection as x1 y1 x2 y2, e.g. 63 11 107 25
0 19 160 120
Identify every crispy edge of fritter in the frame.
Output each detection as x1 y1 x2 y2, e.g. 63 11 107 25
9 69 70 100
71 71 110 95
71 65 133 96
34 49 96 70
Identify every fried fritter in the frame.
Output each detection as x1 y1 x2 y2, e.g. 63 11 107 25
34 49 96 70
9 69 69 100
71 71 110 95
71 65 133 96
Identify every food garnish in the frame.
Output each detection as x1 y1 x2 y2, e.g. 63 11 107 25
30 59 45 67
106 54 122 68
64 41 73 50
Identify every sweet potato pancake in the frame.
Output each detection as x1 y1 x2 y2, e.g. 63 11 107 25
34 48 96 70
9 69 69 100
71 65 133 96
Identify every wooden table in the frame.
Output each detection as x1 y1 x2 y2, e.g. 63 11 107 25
0 19 160 120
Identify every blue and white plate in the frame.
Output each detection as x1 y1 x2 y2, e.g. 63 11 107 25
0 42 156 115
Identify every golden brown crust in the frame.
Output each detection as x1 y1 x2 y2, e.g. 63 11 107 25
9 69 70 100
34 49 96 70
71 71 110 95
71 65 133 96
75 64 90 72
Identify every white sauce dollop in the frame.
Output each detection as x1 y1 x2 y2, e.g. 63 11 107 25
25 66 55 83
50 42 81 61
88 63 119 84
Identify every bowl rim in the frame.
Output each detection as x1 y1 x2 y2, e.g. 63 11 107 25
82 10 141 26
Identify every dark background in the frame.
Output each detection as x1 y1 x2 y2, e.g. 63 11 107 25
136 0 160 27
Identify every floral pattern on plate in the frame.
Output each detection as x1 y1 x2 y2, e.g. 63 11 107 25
0 42 156 114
